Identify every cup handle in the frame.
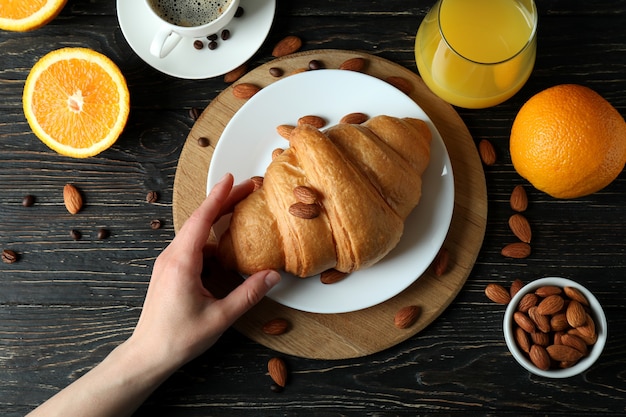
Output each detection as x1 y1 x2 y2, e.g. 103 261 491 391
149 24 182 59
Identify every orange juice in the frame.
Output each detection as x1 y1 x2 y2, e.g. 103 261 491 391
415 0 537 108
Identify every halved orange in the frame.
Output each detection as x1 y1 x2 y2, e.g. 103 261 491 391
0 0 68 32
23 48 130 158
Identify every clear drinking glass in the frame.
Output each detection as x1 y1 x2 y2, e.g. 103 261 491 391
415 0 538 109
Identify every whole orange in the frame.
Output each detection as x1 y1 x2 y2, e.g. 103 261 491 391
510 84 626 199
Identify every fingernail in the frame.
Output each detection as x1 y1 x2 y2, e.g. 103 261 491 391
217 172 231 185
264 270 281 288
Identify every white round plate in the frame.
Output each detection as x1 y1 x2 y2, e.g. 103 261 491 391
208 69 455 314
116 0 275 79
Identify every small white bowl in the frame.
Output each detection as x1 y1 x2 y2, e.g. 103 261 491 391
503 277 607 378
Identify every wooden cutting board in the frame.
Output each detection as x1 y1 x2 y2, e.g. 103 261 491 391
172 49 487 360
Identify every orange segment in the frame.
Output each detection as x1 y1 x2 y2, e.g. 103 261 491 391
0 0 67 32
23 48 130 158
510 84 626 199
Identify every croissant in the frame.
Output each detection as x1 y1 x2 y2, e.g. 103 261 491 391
216 115 432 278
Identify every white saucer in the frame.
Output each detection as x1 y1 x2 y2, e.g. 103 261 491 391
207 70 455 314
116 0 275 79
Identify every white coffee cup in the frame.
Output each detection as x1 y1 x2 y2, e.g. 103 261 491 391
147 0 240 59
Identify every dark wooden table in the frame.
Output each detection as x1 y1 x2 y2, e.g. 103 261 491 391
1 1 625 415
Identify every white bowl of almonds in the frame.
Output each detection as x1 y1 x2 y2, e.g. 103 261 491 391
502 277 607 378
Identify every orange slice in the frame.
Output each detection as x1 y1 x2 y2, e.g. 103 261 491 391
0 0 68 32
23 48 130 158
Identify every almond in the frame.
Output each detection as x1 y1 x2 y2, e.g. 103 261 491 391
566 300 587 328
288 202 321 219
535 285 562 297
478 139 497 166
508 213 532 243
529 344 551 370
546 344 584 363
501 242 531 259
276 124 295 140
510 279 525 298
563 286 589 306
561 333 588 355
272 35 302 57
550 313 570 332
320 269 349 284
339 57 366 72
267 357 287 387
513 311 535 333
394 305 421 329
568 327 597 345
536 294 565 316
528 306 551 333
297 115 326 129
340 112 369 125
223 63 248 83
293 185 318 204
515 327 531 353
250 176 264 191
432 247 450 277
262 318 290 336
576 313 596 340
517 293 538 313
530 331 550 347
485 283 511 305
63 183 83 214
233 83 261 99
271 148 284 160
385 76 413 95
510 185 528 212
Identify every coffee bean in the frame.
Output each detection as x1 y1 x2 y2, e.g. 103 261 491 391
193 40 204 50
188 107 201 120
22 194 35 207
308 59 323 70
221 29 230 40
97 228 110 240
208 41 218 50
150 219 162 230
234 6 244 17
1 249 17 264
207 34 218 41
146 191 158 204
70 229 82 240
269 67 283 77
197 137 210 147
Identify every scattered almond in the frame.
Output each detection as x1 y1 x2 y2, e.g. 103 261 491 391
432 247 450 277
510 185 528 212
320 269 349 284
394 305 421 329
478 139 497 166
297 115 326 129
63 183 83 214
267 357 288 387
272 35 302 57
501 242 531 259
223 63 248 83
385 76 413 95
262 318 290 336
233 83 261 99
485 283 511 305
288 202 321 219
340 112 369 125
293 185 318 204
339 57 366 72
276 124 295 140
508 213 532 243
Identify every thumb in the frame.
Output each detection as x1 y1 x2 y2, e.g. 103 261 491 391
214 270 281 322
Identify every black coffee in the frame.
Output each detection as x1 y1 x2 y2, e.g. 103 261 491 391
148 0 233 27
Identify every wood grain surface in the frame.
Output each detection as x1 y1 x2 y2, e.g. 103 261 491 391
172 49 488 359
1 1 626 416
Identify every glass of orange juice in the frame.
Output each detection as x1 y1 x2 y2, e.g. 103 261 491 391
415 0 538 108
